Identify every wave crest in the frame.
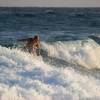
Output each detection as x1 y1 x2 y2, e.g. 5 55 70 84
41 39 100 69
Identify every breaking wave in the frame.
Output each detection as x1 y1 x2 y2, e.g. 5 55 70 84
41 38 100 69
0 38 100 100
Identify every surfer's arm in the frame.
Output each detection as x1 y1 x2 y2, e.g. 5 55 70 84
36 41 40 49
37 39 40 48
36 42 40 56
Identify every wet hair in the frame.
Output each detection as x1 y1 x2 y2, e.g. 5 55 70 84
34 35 39 40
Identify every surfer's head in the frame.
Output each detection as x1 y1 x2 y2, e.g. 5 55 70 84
34 35 39 40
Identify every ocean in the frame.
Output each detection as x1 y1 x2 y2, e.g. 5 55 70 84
0 7 100 100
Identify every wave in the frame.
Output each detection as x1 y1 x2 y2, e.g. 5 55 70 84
0 38 100 100
41 38 100 69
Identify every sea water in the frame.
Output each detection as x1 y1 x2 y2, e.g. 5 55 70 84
0 7 100 100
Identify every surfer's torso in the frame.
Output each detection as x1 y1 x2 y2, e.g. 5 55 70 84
26 38 40 55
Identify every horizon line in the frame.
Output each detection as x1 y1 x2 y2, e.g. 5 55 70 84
0 6 100 8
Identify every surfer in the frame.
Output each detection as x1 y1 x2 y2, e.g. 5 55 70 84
19 35 40 56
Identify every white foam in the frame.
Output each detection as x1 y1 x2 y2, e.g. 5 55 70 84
0 39 100 100
41 39 100 69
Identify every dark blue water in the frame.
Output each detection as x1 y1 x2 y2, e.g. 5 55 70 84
0 7 100 46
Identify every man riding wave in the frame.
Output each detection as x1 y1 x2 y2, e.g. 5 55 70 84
19 35 40 56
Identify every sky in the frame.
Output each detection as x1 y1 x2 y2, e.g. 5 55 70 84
0 0 100 7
